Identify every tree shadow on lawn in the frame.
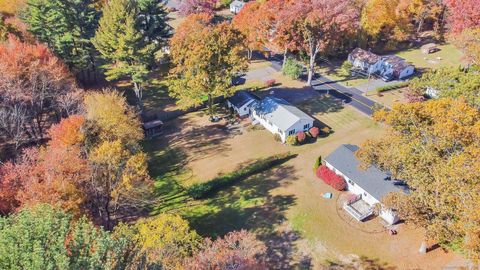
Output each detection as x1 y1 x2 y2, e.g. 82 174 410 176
324 256 397 270
181 164 312 269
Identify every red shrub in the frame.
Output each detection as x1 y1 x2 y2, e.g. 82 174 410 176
265 79 276 87
297 131 306 142
316 165 346 191
309 127 319 138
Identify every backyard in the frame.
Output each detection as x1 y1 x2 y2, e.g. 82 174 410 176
143 92 459 269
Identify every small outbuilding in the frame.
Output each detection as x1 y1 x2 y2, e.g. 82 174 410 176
324 144 409 225
227 90 259 117
142 119 164 139
230 0 246 14
421 43 439 54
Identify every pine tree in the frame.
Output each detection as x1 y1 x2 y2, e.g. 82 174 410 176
23 0 100 83
93 0 170 108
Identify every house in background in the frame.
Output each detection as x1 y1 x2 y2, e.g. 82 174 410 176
324 144 409 225
230 0 246 14
348 48 383 75
227 90 259 117
380 55 415 80
251 97 314 142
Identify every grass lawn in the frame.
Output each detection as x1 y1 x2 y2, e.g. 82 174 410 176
143 93 458 268
317 60 370 87
395 43 465 71
365 88 408 109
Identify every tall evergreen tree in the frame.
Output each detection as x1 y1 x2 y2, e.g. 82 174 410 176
93 0 171 108
23 0 100 83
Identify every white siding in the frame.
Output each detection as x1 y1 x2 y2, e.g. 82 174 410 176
228 100 255 117
399 66 414 79
325 161 398 224
251 111 313 142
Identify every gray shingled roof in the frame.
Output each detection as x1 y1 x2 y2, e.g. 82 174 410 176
254 97 314 131
324 144 408 201
227 91 258 108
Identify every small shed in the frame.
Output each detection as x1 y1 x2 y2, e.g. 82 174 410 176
421 43 438 54
142 119 163 139
230 0 246 14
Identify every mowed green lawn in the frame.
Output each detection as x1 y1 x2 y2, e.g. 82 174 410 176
395 43 465 71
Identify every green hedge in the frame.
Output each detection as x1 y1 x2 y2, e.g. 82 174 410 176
376 82 409 93
187 153 296 199
282 58 303 79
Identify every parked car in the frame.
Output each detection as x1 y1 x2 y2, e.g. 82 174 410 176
381 74 394 82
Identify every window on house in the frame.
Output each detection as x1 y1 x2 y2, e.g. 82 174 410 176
303 123 310 129
288 129 295 135
348 179 354 186
363 192 367 197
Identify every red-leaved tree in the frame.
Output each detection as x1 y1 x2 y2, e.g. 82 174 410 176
297 131 306 143
0 36 82 152
444 0 480 34
309 127 319 138
316 165 346 191
185 230 266 270
179 0 216 16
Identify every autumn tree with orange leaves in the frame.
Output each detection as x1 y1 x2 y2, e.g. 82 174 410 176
0 36 82 152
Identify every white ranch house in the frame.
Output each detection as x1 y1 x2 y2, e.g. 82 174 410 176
348 48 415 80
380 55 415 80
324 144 409 225
348 48 383 75
251 97 314 142
227 90 259 117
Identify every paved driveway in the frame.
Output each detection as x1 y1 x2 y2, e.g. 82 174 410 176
355 79 403 93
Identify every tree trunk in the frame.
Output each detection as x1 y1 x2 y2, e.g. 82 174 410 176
247 48 253 60
282 46 288 70
307 47 317 86
133 81 144 113
207 94 213 116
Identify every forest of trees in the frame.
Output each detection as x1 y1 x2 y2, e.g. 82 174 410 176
0 0 479 268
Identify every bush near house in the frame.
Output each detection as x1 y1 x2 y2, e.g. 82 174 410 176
187 153 296 199
297 131 306 143
316 165 346 191
286 135 298 146
375 82 409 93
309 127 319 138
313 156 321 171
321 127 331 136
339 60 353 77
265 79 276 87
282 58 303 79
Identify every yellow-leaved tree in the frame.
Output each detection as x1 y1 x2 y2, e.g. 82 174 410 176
357 98 480 261
83 90 151 229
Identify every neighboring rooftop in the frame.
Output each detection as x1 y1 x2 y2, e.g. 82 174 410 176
383 55 413 71
230 0 246 8
324 144 409 201
142 119 163 129
254 97 314 131
227 90 259 108
349 48 382 64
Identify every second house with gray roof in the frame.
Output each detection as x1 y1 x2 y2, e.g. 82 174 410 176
324 144 409 225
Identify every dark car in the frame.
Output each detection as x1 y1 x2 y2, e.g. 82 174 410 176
381 74 394 82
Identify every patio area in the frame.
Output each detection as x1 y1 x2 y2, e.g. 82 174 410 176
343 197 374 222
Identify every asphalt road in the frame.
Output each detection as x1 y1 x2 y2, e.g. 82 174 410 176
258 52 381 116
311 75 380 116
